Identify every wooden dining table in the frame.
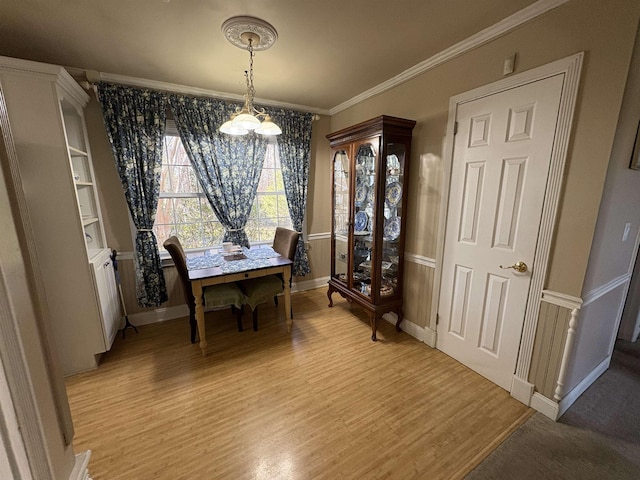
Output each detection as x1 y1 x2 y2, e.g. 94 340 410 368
187 245 293 356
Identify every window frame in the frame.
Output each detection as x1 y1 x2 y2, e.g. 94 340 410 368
153 120 291 258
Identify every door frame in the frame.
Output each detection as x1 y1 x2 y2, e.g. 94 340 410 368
430 53 584 399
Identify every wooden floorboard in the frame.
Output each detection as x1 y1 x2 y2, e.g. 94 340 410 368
65 288 531 480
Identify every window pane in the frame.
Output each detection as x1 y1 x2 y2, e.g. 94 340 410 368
275 172 285 192
164 136 190 166
263 145 276 168
173 197 202 224
277 195 290 217
154 224 175 248
278 217 293 228
200 198 217 222
159 164 172 192
244 220 258 241
176 223 203 249
165 166 199 193
258 194 278 219
203 221 225 245
156 198 175 226
248 199 259 220
258 169 276 192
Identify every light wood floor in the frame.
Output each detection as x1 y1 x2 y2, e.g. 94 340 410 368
65 288 531 480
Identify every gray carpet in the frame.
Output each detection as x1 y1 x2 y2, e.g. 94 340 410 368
466 339 640 479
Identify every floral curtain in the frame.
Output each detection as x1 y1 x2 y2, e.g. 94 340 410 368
265 108 313 276
168 95 267 248
96 83 168 307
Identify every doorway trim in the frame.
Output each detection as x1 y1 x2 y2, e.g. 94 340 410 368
430 52 584 402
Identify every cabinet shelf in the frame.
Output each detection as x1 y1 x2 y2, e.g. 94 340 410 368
82 216 99 226
327 115 416 341
69 146 88 156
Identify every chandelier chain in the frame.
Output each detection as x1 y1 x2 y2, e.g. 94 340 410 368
245 39 256 107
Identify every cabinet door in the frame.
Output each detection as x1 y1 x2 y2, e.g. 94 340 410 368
92 254 120 350
331 148 351 284
352 140 378 299
377 142 407 299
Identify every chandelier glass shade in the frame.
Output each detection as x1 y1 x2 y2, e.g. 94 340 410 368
219 27 281 136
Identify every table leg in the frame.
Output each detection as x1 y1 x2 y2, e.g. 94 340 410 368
192 281 207 356
283 265 292 333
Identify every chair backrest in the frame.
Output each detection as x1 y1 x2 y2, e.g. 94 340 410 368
163 236 193 306
273 227 299 261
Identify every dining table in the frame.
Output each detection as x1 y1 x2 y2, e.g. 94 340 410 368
186 245 293 356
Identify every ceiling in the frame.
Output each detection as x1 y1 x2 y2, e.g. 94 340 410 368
0 0 541 112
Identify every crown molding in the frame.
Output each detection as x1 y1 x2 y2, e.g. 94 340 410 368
329 0 570 115
65 67 330 115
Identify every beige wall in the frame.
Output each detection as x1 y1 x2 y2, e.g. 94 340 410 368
307 115 332 235
329 0 640 299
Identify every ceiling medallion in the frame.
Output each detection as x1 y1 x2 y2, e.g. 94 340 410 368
221 16 278 51
218 16 281 136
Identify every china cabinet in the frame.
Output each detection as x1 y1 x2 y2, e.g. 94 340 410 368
327 116 415 340
0 56 119 374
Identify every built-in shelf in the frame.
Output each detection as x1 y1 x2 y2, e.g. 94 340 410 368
68 146 88 156
82 216 100 226
1 55 119 376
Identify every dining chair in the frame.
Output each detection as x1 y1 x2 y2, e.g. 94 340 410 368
163 236 246 342
240 227 299 331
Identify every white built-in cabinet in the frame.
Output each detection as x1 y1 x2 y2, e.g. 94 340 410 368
0 56 120 375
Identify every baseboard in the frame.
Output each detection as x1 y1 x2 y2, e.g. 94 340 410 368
423 326 437 347
69 450 91 480
510 376 535 406
557 355 610 418
292 276 329 293
531 392 560 420
128 305 189 327
382 312 427 342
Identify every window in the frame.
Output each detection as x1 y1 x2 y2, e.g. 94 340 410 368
154 125 292 251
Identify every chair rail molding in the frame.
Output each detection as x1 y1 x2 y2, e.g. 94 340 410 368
405 253 436 269
541 290 583 310
581 272 632 307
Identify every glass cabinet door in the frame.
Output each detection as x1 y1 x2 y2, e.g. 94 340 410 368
352 142 376 298
380 143 406 298
332 149 350 284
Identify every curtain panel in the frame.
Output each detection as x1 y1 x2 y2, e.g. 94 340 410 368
265 108 313 276
168 95 267 248
96 83 168 307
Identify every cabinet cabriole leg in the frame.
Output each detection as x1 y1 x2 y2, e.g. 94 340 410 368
327 286 334 307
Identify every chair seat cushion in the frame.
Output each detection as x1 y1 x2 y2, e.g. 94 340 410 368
203 283 246 309
240 275 284 310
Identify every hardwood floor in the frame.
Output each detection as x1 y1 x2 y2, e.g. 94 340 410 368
65 288 531 479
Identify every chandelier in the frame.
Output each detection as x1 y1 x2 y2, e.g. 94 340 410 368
220 17 281 136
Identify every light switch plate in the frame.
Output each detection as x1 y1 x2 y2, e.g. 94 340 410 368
503 53 516 75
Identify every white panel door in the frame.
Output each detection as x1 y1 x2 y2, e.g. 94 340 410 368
437 75 564 390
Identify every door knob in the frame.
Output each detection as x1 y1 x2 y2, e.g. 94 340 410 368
499 261 528 273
